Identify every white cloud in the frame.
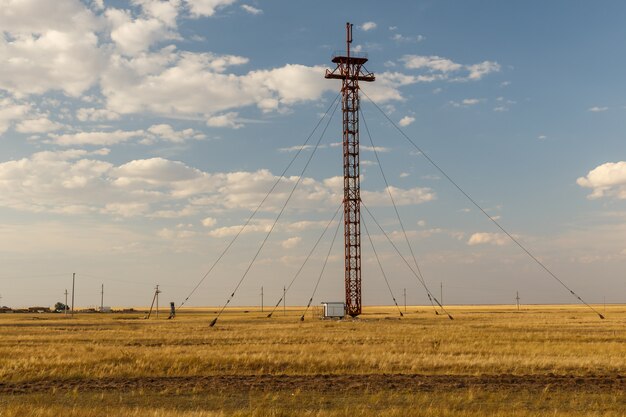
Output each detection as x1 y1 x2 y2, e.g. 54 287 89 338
76 108 121 122
538 135 547 140
401 55 500 81
360 21 377 31
399 116 415 127
206 112 243 129
185 0 237 17
361 145 390 153
134 0 181 27
362 186 436 206
402 55 462 73
105 8 179 56
466 61 500 80
467 232 509 246
147 124 205 142
577 161 626 200
462 98 481 105
278 145 315 153
0 98 30 133
399 172 410 178
101 49 343 118
49 129 145 146
15 117 64 133
201 217 217 227
208 221 272 238
241 4 262 14
450 98 482 107
588 106 608 112
391 33 425 43
281 236 302 249
0 0 104 97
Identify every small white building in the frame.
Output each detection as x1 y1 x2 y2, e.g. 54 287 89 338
321 302 345 318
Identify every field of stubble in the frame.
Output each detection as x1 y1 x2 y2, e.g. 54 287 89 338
0 305 624 416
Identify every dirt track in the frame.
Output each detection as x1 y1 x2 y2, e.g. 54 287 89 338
2 374 624 395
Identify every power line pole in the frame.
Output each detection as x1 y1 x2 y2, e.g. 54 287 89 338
155 285 161 319
283 285 286 316
325 22 375 318
64 289 68 317
516 291 520 311
100 283 104 312
403 288 407 313
71 272 75 318
261 286 264 312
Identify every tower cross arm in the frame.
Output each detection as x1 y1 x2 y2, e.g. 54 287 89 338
324 66 375 82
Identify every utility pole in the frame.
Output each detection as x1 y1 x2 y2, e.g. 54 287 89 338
403 288 407 313
71 272 75 318
325 22 375 317
155 285 161 319
146 285 160 319
283 285 286 316
516 291 520 311
100 283 104 312
261 286 264 312
64 289 68 317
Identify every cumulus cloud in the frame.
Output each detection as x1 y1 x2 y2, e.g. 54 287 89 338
588 106 608 112
76 108 121 122
201 217 217 227
147 124 205 142
401 55 500 81
0 149 436 219
49 129 145 146
0 98 30 133
450 98 483 107
241 4 262 14
208 220 272 238
467 232 509 246
0 0 104 97
281 236 302 249
362 186 436 206
15 117 64 133
206 112 243 129
466 61 500 80
185 0 237 17
101 47 343 119
399 116 415 127
577 161 626 199
360 21 377 31
391 33 425 43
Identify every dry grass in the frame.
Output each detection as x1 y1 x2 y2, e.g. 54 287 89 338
0 305 624 416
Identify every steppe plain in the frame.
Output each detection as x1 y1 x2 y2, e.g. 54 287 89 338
0 305 624 416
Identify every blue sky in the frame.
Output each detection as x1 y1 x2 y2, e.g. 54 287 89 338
0 0 625 309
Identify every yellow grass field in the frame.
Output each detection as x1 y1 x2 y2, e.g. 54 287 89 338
0 305 624 416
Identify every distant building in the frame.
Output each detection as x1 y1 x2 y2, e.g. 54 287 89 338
0 306 13 313
99 306 112 313
321 302 345 318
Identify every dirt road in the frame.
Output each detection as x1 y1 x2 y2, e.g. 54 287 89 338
2 373 624 395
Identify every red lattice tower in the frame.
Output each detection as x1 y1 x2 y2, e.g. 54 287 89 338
325 22 375 317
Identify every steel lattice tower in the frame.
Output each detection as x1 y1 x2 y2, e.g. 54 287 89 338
325 23 375 317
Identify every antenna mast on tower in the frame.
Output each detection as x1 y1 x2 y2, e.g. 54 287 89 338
325 22 375 317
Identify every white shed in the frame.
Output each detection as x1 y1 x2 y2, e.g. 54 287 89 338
321 302 345 318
